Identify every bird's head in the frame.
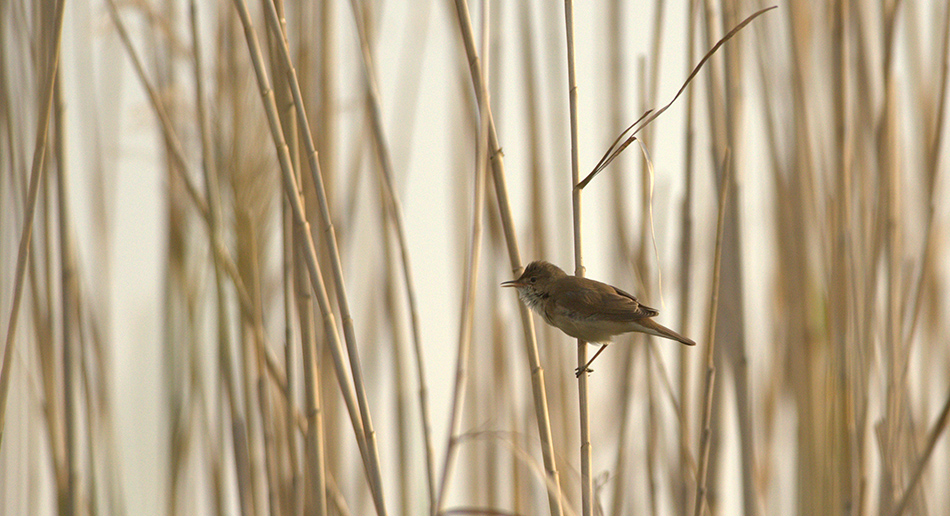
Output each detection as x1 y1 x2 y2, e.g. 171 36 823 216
501 261 567 310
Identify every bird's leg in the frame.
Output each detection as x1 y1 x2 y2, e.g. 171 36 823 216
575 344 609 377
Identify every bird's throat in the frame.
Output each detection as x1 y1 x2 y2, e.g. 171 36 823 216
517 289 547 314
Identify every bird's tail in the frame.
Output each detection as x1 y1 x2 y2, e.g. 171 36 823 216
635 318 696 346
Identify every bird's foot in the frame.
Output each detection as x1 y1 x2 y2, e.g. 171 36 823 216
574 366 593 378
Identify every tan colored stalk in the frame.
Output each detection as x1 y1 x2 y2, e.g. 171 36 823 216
231 1 390 512
104 0 258 319
609 344 638 516
890 384 950 516
449 2 564 515
877 2 907 512
78 315 106 516
903 0 950 348
264 4 304 512
283 242 306 516
344 0 437 508
245 224 281 516
677 0 700 509
604 1 632 512
828 0 855 512
693 151 729 516
187 4 231 513
0 0 65 448
102 0 209 221
233 212 264 516
635 54 661 516
54 71 80 516
717 0 759 512
280 208 302 516
560 2 591 515
385 239 412 516
436 3 491 512
154 21 191 513
777 3 827 511
187 4 257 513
294 222 328 516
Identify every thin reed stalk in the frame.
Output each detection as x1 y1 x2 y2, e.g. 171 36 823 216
693 150 730 516
187 4 239 514
605 2 633 511
717 2 759 511
435 3 491 508
102 0 209 221
245 221 281 516
0 0 65 448
282 228 306 516
294 218 329 516
560 1 590 515
384 236 412 516
449 2 564 515
677 0 700 510
104 13 298 464
608 343 637 516
229 1 388 513
264 4 306 513
344 0 437 508
54 71 80 516
904 0 950 348
828 0 855 513
890 384 950 516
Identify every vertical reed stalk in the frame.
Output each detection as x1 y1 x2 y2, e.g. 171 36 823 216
344 0 437 508
230 1 388 512
904 0 950 346
294 222 328 516
693 151 729 516
450 2 564 515
188 4 232 514
0 0 65 448
830 0 855 513
608 344 637 516
605 3 631 511
890 384 950 516
436 3 490 512
677 0 699 509
103 0 209 219
561 1 590 515
54 70 81 516
281 211 305 516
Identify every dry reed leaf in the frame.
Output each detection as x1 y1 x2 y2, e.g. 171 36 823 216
576 5 777 191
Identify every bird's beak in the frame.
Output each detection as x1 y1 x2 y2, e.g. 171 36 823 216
500 280 521 288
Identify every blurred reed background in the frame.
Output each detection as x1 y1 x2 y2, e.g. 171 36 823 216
2 0 949 515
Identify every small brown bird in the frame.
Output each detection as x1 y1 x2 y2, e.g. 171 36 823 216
502 261 694 376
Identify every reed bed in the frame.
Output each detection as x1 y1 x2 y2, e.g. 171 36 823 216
2 0 949 515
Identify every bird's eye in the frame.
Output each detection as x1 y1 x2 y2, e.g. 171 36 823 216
529 277 537 283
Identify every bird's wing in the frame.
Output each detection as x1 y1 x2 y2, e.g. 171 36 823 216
610 286 659 317
554 279 658 320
